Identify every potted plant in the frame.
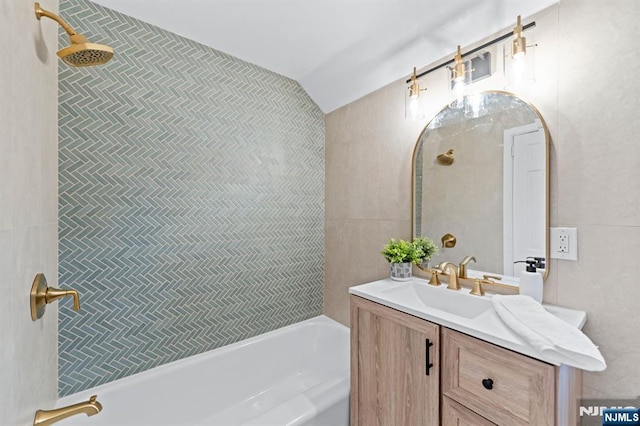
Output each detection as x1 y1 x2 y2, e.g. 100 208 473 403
381 239 419 281
412 236 438 269
382 237 438 281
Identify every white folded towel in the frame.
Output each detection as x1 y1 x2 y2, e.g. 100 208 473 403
492 295 606 371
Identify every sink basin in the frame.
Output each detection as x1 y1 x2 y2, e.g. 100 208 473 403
380 282 492 319
349 277 589 367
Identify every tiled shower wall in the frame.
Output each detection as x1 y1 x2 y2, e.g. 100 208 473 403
58 0 324 395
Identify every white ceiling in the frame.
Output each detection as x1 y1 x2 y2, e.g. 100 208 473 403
88 0 558 113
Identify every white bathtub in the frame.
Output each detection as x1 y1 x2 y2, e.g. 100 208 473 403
55 316 350 425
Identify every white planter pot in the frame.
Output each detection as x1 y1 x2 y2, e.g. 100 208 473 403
389 262 412 281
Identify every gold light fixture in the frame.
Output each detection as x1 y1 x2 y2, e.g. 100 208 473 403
453 46 466 82
406 67 427 120
406 18 536 87
511 15 527 59
34 2 114 67
403 15 537 118
504 14 536 89
408 67 421 99
451 45 467 106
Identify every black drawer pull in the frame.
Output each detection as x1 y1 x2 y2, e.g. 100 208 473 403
482 378 494 390
425 339 434 376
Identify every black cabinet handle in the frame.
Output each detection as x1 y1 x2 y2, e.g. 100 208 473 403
482 378 494 390
425 339 434 376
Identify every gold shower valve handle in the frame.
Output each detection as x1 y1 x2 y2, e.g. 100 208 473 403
30 273 81 321
441 233 457 248
45 288 80 311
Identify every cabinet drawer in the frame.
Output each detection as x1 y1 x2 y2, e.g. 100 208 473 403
443 396 495 425
442 328 555 425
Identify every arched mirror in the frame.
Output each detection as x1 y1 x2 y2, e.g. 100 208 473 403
412 91 549 287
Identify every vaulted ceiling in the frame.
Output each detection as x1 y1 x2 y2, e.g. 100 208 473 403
89 0 558 112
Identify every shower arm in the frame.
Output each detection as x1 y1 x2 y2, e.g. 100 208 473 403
34 3 88 44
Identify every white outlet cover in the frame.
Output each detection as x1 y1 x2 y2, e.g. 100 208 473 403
550 227 578 261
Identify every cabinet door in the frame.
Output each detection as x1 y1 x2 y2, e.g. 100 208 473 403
442 396 496 426
350 295 439 426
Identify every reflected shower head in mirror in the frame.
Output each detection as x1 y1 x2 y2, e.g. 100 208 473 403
34 2 114 67
436 149 454 165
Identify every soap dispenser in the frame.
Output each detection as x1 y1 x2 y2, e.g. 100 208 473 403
519 258 543 303
532 256 546 277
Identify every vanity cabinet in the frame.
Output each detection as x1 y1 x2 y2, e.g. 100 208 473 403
350 295 582 426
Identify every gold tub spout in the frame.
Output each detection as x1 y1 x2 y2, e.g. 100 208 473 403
34 395 102 426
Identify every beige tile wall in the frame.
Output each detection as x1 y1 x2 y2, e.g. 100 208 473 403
0 0 59 424
325 0 640 399
555 0 640 400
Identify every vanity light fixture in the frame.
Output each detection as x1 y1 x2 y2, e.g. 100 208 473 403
452 46 466 82
404 17 536 110
511 15 527 59
406 67 428 120
451 46 468 106
504 15 536 89
408 67 421 98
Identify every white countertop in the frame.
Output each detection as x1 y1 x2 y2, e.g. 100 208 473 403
349 277 587 366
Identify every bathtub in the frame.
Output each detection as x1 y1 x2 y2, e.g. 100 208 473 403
55 315 350 425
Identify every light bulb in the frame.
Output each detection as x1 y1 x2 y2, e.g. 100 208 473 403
409 96 420 120
511 55 525 85
512 49 525 60
454 80 465 108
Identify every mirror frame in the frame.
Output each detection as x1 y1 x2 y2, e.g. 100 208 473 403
410 90 550 287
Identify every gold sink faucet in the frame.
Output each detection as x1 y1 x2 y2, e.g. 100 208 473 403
458 255 476 279
34 395 102 426
438 262 461 291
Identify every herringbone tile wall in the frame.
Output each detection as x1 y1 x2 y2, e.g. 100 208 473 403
58 0 324 396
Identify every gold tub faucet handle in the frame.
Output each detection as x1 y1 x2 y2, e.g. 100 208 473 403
45 288 80 311
30 273 81 320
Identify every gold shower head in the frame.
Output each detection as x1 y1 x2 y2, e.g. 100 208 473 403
436 149 455 165
34 2 114 67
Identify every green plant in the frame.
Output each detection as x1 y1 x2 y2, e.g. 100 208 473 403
381 239 419 264
412 236 438 262
381 237 438 264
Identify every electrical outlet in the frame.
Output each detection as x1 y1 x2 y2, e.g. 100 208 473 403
558 232 569 252
550 227 578 261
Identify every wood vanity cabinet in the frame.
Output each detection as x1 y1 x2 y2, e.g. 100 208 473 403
350 295 582 426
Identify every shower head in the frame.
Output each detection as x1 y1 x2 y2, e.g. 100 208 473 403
57 39 114 67
436 149 455 165
34 2 113 67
